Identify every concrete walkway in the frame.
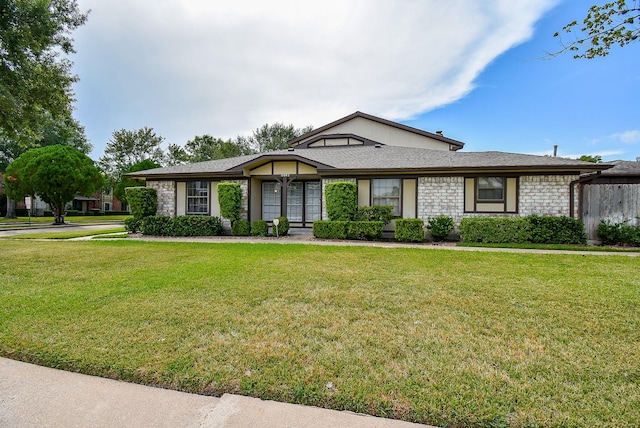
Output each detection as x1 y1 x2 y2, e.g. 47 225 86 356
0 358 431 428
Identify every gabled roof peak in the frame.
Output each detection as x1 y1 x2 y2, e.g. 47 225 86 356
287 111 465 150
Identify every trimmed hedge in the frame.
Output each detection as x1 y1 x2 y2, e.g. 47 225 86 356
125 187 157 220
217 182 242 224
232 219 251 236
354 205 394 225
325 181 357 221
251 220 268 237
459 217 532 243
313 221 349 239
597 219 640 246
348 221 384 240
395 218 425 242
124 217 141 233
140 215 223 236
312 220 383 240
459 215 587 244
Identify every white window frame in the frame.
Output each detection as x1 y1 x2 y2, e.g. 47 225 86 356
372 178 401 217
186 181 209 215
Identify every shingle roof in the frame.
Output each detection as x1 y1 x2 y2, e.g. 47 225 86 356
128 145 611 178
600 160 640 176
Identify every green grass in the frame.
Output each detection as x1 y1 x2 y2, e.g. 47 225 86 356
0 241 638 427
457 241 640 252
0 227 126 239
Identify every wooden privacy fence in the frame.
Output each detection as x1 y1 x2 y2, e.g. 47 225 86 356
580 182 640 240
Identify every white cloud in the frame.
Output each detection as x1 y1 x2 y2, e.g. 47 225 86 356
610 130 640 144
72 0 559 156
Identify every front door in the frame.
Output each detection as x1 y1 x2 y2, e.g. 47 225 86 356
261 180 321 226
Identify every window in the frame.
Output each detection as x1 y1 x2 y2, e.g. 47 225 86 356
187 181 209 214
262 182 281 221
305 181 321 222
477 177 504 201
287 182 303 222
372 178 401 216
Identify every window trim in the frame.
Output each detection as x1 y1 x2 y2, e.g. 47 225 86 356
465 176 518 214
186 181 210 215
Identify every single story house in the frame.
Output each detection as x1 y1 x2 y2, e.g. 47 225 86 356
129 112 611 230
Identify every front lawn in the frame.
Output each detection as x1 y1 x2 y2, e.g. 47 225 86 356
0 241 638 427
0 227 126 239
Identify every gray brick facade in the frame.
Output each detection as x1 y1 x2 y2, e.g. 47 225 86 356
147 180 175 217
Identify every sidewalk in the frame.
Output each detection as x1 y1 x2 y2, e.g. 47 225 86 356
0 358 432 428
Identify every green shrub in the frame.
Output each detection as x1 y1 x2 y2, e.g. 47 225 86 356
273 216 289 236
140 215 223 236
427 215 454 241
527 215 587 244
348 221 384 240
354 206 394 225
597 219 640 246
65 209 80 216
174 215 223 236
124 217 141 233
125 187 158 220
459 217 531 243
232 219 251 236
251 220 268 237
140 215 172 236
325 181 357 221
597 220 623 245
395 219 425 242
313 220 349 239
217 182 242 224
459 215 586 244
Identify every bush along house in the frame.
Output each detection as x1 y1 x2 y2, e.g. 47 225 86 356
127 112 611 232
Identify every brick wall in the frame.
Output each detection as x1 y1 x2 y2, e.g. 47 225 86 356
518 175 578 216
416 174 579 229
147 180 175 217
417 176 464 225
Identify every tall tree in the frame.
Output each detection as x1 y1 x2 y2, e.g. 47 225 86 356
248 123 313 152
0 0 88 137
184 135 253 162
553 0 639 58
114 159 161 206
99 127 165 183
165 143 190 166
4 145 103 224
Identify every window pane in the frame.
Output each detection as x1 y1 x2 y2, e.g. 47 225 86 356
477 177 504 201
186 181 208 214
372 178 401 216
305 181 321 222
262 182 281 221
287 182 303 222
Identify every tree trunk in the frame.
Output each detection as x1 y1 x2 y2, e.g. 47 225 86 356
51 202 65 224
4 198 17 219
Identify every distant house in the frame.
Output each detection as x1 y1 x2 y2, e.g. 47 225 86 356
127 112 610 230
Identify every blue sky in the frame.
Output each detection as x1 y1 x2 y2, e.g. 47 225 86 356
71 1 639 162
